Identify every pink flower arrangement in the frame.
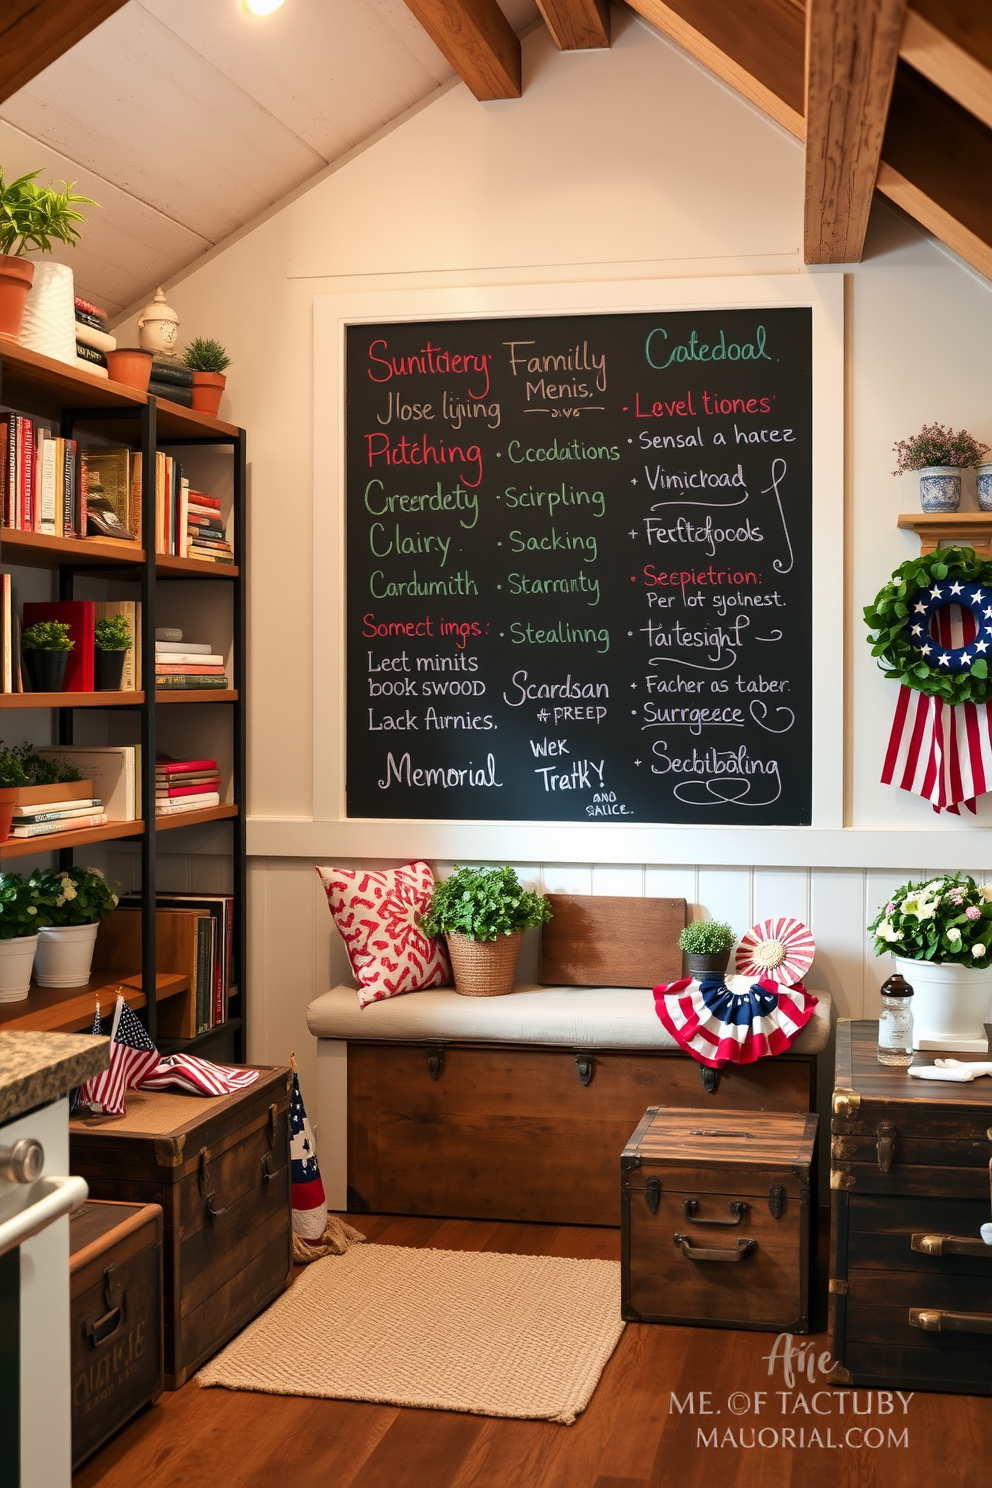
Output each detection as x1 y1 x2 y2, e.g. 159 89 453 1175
893 423 989 475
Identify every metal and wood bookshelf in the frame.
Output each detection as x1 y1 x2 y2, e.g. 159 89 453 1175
0 339 246 1061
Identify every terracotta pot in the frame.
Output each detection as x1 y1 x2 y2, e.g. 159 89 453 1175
0 786 19 843
0 255 34 339
190 371 226 417
105 347 153 391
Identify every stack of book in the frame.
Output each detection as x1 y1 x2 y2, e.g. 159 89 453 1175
74 297 114 379
97 893 235 1035
7 795 107 839
155 633 228 690
2 416 82 535
148 357 194 409
186 489 233 563
156 756 222 816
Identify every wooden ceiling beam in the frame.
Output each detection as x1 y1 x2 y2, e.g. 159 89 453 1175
0 0 129 105
901 7 992 132
401 0 521 100
804 0 908 265
535 0 611 51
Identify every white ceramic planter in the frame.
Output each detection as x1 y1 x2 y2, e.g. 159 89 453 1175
893 956 992 1052
34 921 99 988
19 260 76 364
0 934 40 1002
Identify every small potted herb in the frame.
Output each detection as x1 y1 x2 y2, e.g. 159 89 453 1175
420 866 553 997
679 919 736 978
893 424 990 513
29 867 118 988
0 748 29 843
0 168 95 340
183 337 231 417
0 871 46 1002
94 613 132 691
21 619 74 692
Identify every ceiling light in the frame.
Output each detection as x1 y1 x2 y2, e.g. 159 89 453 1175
244 0 285 15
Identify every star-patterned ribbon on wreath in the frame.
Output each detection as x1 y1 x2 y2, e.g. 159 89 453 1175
866 548 992 814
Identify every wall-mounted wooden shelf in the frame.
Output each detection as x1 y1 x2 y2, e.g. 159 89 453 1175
0 528 144 568
0 971 188 1033
155 689 238 704
155 804 238 832
156 554 239 579
0 821 145 859
898 513 992 556
1 691 145 708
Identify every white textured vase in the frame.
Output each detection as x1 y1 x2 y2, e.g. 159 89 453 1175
34 921 99 988
893 956 992 1052
19 260 76 364
0 934 40 1002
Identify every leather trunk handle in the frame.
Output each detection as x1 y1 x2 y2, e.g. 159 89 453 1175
912 1232 992 1259
683 1199 747 1227
674 1235 757 1262
909 1307 992 1335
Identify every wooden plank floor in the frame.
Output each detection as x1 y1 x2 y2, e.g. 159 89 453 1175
76 1213 992 1488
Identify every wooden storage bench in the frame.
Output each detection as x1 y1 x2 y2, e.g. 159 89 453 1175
308 983 832 1227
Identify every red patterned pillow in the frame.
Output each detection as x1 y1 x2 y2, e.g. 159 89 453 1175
315 862 451 1008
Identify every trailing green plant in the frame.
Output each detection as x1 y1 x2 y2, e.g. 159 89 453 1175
28 866 118 926
864 547 992 705
182 337 231 374
0 168 97 258
420 866 552 942
7 744 82 785
0 872 46 939
21 620 73 651
892 423 989 474
0 748 28 789
678 920 735 955
94 614 132 651
869 873 992 966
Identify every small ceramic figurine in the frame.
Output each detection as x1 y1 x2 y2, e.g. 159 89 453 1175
137 287 179 356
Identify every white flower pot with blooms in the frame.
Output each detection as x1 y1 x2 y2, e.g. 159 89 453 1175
869 874 992 1052
0 871 43 1001
29 866 118 988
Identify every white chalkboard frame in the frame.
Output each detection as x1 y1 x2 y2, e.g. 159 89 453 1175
310 274 844 864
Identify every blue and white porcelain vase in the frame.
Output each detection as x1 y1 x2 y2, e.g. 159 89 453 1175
977 462 992 512
919 466 962 512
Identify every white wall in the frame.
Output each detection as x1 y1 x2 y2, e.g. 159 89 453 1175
115 13 992 1095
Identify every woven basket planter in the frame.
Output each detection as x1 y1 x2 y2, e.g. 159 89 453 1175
446 929 524 997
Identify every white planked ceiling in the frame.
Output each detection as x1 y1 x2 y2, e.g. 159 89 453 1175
0 0 540 319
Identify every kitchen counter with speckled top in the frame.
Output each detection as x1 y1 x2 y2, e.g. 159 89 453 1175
0 1030 110 1124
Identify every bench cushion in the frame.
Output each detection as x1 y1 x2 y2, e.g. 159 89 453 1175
307 982 832 1054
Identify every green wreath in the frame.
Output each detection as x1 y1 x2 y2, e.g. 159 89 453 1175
864 546 992 704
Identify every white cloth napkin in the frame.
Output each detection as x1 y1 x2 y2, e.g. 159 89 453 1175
908 1059 992 1082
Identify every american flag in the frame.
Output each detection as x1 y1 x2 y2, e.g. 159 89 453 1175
139 1053 257 1096
78 996 161 1115
289 1063 326 1242
882 603 992 814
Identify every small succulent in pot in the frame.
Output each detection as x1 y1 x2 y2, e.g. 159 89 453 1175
183 337 231 418
20 619 73 693
679 919 736 977
94 613 132 690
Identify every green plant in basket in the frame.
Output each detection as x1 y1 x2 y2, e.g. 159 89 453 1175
0 872 46 939
420 866 552 942
94 614 132 651
21 620 73 651
869 873 992 966
678 920 735 956
28 866 118 927
0 748 28 789
182 337 231 373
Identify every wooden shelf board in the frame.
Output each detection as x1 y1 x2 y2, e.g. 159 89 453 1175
897 512 992 555
0 337 239 441
1 691 145 708
0 971 188 1033
0 820 144 858
1 528 144 569
155 805 238 832
155 689 238 703
156 554 239 578
159 1015 242 1055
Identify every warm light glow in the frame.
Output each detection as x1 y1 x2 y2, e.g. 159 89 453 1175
243 0 285 14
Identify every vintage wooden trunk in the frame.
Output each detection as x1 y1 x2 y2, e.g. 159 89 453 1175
69 1067 292 1388
829 1020 992 1395
69 1200 164 1468
621 1106 818 1331
348 1043 818 1227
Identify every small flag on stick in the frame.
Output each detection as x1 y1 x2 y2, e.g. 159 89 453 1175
289 1053 327 1243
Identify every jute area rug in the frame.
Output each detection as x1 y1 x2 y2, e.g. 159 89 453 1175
198 1244 624 1425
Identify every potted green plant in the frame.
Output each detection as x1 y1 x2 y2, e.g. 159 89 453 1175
183 337 231 417
20 619 74 692
94 613 133 690
869 873 992 1051
679 919 736 978
420 866 553 997
0 871 46 1002
28 866 118 988
0 168 96 345
0 748 29 843
893 424 990 513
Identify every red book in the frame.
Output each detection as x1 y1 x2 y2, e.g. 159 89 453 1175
22 600 95 691
157 781 221 798
187 490 220 510
20 418 35 531
156 758 218 774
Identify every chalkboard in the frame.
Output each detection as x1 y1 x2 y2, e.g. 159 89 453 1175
345 307 812 824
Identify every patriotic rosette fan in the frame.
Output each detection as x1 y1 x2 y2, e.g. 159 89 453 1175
654 919 817 1069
